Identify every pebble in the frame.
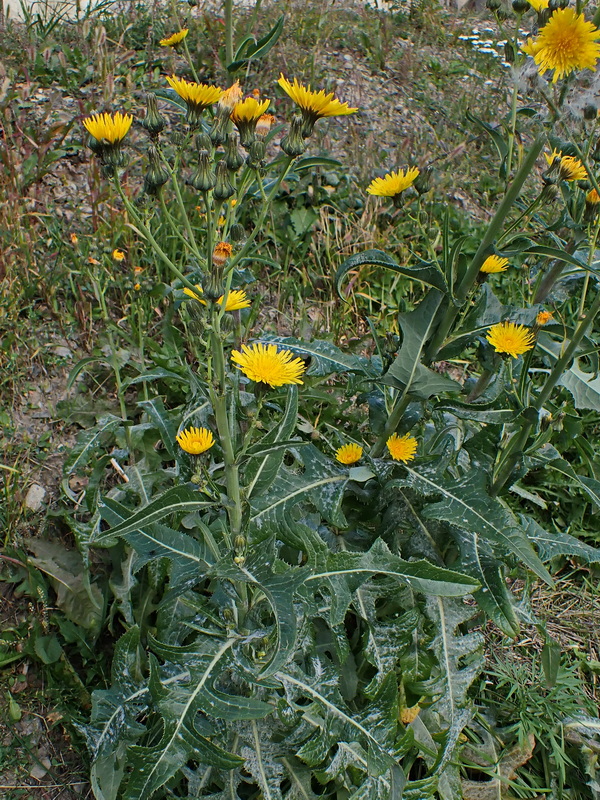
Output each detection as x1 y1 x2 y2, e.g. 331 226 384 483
24 483 46 512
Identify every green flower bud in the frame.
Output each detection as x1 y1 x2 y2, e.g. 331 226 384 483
213 160 235 201
584 104 598 121
486 0 502 9
144 144 170 196
142 93 167 137
209 112 229 146
196 132 212 152
230 223 246 242
504 41 516 63
246 139 266 170
281 114 306 157
225 133 244 171
188 149 216 192
512 0 529 13
413 166 433 195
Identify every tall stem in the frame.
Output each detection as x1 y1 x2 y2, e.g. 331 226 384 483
424 135 544 363
224 0 234 75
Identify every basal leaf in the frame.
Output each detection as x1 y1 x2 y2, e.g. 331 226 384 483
65 414 122 474
520 515 600 564
398 469 553 584
257 334 377 377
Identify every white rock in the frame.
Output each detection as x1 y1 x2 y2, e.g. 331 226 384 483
24 484 46 512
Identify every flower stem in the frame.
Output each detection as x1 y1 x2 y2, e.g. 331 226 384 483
424 135 544 363
224 0 235 75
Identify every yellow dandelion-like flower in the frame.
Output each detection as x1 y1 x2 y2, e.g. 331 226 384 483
367 168 420 198
176 426 215 455
536 310 553 326
480 255 509 274
587 188 600 204
528 0 548 11
231 343 306 387
544 148 562 167
335 443 363 465
231 97 270 124
112 249 125 261
387 433 418 463
486 321 535 358
83 111 133 144
277 75 358 121
522 8 600 83
159 29 188 47
165 75 223 112
400 704 421 725
558 155 587 181
183 285 250 311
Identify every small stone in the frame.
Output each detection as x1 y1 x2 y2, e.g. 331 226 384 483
30 756 52 780
24 484 46 512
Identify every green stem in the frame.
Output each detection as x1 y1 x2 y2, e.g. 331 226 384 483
370 391 410 458
114 178 202 295
505 37 520 183
424 135 544 363
224 0 234 75
226 156 295 274
182 38 200 83
492 289 600 495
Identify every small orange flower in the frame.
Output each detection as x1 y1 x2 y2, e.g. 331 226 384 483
112 249 125 261
70 233 79 245
536 311 553 326
213 241 233 266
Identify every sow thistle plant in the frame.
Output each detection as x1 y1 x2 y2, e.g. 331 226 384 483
68 7 600 799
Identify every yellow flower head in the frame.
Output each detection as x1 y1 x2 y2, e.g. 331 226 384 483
480 255 509 274
558 155 587 181
231 97 271 124
166 75 223 113
176 426 215 455
544 148 562 167
183 284 250 311
387 433 418 463
522 8 600 83
335 443 363 465
528 0 548 11
486 321 535 358
367 168 420 198
70 233 79 245
83 111 133 144
159 29 188 47
112 249 125 261
587 188 600 204
278 75 358 121
536 310 553 326
231 343 306 387
219 80 243 112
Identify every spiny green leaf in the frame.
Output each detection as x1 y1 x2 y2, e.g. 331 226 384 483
257 334 377 377
520 515 600 564
335 249 448 295
398 469 553 584
65 414 122 474
383 291 461 399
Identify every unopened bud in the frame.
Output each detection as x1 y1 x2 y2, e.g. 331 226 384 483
225 133 244 171
504 41 516 63
584 188 600 221
486 0 502 9
584 104 598 121
548 0 567 9
413 166 432 195
234 535 246 551
209 113 229 146
246 139 266 169
230 223 246 242
144 144 170 195
281 114 306 157
214 160 235 200
142 93 167 137
512 0 529 13
189 149 216 192
196 132 212 152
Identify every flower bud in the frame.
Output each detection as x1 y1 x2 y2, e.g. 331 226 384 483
512 0 529 13
584 188 600 221
196 132 212 152
143 144 170 195
413 166 432 195
225 133 244 171
213 160 235 200
504 41 516 63
584 104 598 121
246 139 266 169
141 93 167 138
230 223 246 242
281 114 306 157
548 0 568 9
189 149 216 192
209 113 229 146
486 0 502 9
